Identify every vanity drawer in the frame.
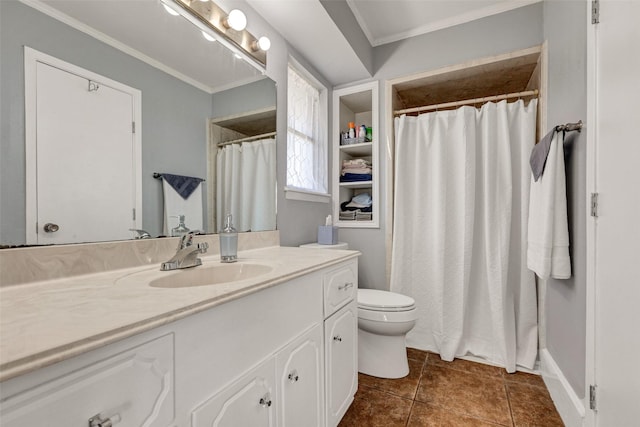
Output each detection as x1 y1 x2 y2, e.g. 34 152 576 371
323 262 357 318
0 334 174 427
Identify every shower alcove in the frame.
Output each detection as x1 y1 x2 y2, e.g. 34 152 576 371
385 43 548 352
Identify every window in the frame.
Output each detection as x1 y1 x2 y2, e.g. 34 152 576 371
286 62 328 199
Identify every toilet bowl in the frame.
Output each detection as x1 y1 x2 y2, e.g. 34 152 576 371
357 289 417 379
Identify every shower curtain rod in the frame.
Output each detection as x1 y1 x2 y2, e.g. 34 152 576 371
217 131 276 147
393 89 539 116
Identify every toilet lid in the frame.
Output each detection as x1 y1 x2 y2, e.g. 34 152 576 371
358 289 415 312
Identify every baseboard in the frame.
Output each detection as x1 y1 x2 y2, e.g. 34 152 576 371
539 349 586 427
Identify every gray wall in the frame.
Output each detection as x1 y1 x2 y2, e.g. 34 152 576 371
543 0 587 399
211 78 276 118
0 0 211 243
338 3 545 289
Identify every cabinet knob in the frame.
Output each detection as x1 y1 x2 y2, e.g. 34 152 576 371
338 282 354 291
259 393 272 407
333 335 342 342
88 413 121 427
288 369 299 382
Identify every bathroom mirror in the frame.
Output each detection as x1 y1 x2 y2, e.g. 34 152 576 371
0 0 277 246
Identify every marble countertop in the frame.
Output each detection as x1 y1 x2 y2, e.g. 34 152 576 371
0 246 359 382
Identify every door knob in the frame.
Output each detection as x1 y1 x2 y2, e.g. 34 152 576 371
43 223 59 233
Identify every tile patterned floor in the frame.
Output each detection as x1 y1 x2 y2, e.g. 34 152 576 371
339 348 564 427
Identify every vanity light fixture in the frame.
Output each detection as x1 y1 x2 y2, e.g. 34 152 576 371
223 9 247 31
252 36 271 52
163 0 268 69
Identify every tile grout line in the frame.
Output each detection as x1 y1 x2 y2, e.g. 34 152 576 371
504 381 517 427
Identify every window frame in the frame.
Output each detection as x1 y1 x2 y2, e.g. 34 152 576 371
285 58 329 203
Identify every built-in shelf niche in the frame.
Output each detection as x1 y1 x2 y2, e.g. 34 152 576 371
332 81 379 228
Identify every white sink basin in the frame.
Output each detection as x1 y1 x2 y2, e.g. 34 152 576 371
149 263 273 288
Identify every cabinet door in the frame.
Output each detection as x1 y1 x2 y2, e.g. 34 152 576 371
0 334 174 427
276 324 324 427
191 357 276 427
324 302 357 427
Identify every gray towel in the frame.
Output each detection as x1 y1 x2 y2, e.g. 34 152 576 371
530 129 557 181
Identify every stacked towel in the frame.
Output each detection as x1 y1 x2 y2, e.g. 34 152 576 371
339 211 356 221
340 159 372 182
340 193 373 221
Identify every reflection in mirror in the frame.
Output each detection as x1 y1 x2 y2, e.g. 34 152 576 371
0 0 276 247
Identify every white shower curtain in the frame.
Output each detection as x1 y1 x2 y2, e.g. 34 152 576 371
216 138 276 232
390 100 538 372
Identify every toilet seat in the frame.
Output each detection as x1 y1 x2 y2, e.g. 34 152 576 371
358 289 415 312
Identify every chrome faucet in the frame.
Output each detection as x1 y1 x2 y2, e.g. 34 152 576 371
160 233 209 271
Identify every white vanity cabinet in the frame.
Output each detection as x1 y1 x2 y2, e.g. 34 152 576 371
191 356 277 427
323 262 358 427
0 334 175 427
0 257 359 427
191 324 324 427
276 324 324 427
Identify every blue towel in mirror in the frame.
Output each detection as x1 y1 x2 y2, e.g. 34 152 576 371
158 173 204 199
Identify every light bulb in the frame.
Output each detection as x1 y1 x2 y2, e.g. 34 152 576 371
202 31 216 42
163 4 180 16
225 9 247 31
257 36 271 51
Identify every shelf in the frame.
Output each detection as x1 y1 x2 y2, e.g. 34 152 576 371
332 81 379 229
335 220 375 228
339 181 372 189
339 142 372 157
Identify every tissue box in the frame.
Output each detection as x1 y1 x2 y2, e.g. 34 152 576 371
317 225 339 245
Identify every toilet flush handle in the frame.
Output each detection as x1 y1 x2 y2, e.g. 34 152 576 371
338 282 354 291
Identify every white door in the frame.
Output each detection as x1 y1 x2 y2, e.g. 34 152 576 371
589 1 640 424
26 48 141 245
276 324 324 427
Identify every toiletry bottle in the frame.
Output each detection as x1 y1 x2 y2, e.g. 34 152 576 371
359 124 366 138
348 122 355 139
220 214 238 263
171 215 190 237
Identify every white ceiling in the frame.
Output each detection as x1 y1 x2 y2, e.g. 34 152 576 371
33 0 263 93
30 0 543 90
247 0 373 86
346 0 541 47
247 0 541 86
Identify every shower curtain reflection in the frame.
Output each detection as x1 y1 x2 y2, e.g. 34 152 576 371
390 99 538 372
216 138 276 232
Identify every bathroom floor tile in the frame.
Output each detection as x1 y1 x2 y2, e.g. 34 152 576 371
507 383 564 427
338 386 412 427
407 401 506 427
416 364 512 426
407 347 430 364
428 354 504 378
358 357 425 399
341 350 564 427
502 370 547 389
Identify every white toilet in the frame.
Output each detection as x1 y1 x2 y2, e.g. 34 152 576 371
357 289 418 379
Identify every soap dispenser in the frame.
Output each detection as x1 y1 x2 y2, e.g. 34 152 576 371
171 215 190 237
219 214 238 263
